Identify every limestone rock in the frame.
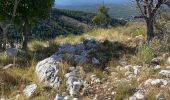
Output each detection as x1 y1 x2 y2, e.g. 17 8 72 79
65 67 84 96
144 79 168 86
74 55 88 64
151 58 161 65
156 93 165 100
129 96 137 100
64 96 71 100
92 57 100 65
54 94 63 100
159 70 170 78
133 90 145 100
35 55 62 88
133 65 142 75
58 44 75 54
23 84 37 98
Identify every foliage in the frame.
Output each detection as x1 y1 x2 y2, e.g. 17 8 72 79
131 38 169 65
92 6 110 27
0 0 54 25
0 0 55 49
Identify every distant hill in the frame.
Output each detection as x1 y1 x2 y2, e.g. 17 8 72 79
5 9 126 41
30 9 126 40
56 4 138 20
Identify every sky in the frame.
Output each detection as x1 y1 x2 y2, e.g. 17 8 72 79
55 0 128 6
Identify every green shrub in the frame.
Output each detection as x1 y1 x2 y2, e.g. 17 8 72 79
114 79 137 100
131 39 162 65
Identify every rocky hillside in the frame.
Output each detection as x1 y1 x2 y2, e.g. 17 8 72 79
1 22 170 100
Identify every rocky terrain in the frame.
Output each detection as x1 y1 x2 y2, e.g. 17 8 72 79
0 22 170 100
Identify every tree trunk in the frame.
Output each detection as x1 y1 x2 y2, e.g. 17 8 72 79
22 22 29 50
146 19 154 40
2 28 8 49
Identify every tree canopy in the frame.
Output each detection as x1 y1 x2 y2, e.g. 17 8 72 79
92 6 110 28
0 0 54 25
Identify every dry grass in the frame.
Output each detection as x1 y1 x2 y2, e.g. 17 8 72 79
0 22 148 99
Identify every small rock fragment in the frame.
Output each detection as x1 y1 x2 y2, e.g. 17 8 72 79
23 84 37 98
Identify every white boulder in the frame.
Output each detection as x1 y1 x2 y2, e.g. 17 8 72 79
35 55 62 88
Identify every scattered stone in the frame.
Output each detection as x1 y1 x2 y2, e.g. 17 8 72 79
72 98 78 100
64 96 71 100
92 57 100 65
69 67 76 72
124 65 132 71
65 68 84 96
129 96 137 100
159 70 170 78
151 58 161 65
166 66 170 70
144 79 168 86
133 90 145 100
3 64 14 70
23 84 37 98
15 94 20 100
133 65 141 75
54 94 63 100
111 91 116 95
154 65 161 70
156 93 165 100
5 48 19 57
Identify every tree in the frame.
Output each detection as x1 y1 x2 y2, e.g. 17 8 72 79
0 0 54 50
134 0 170 40
92 6 110 28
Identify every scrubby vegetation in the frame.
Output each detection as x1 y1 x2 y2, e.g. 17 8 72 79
1 19 170 99
0 0 170 100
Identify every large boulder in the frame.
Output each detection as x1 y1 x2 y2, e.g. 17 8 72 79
23 84 37 98
74 55 88 64
35 55 62 88
58 44 76 54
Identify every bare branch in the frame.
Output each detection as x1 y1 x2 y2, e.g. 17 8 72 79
152 0 163 15
136 0 147 19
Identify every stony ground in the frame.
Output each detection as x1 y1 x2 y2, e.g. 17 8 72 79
1 22 170 100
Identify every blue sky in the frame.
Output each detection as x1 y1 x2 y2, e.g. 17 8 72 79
55 0 128 6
